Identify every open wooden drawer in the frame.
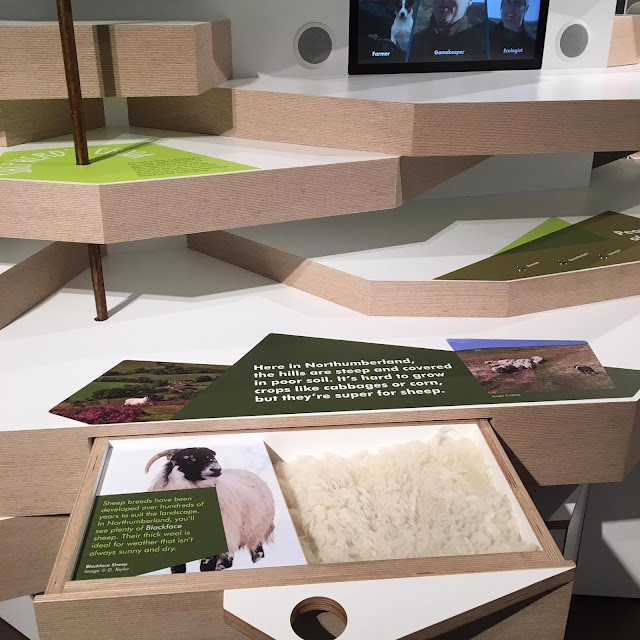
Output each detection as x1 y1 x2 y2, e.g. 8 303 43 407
35 418 575 640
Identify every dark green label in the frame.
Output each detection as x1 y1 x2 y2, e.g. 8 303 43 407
74 489 227 580
172 334 640 420
437 212 640 281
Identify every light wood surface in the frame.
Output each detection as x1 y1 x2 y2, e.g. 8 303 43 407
0 400 638 517
609 15 640 67
0 241 95 330
128 69 640 156
0 129 485 244
187 229 640 317
0 399 640 516
0 516 68 601
46 439 109 594
0 21 231 99
0 99 104 147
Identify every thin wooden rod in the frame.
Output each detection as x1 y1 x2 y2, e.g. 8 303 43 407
88 244 108 321
56 0 90 165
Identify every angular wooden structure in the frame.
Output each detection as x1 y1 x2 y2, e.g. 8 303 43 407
0 240 96 330
128 67 640 156
0 128 487 244
0 21 232 99
188 228 640 317
0 517 68 602
0 99 104 147
608 15 640 67
1 397 639 517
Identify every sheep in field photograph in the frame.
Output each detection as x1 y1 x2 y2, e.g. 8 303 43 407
450 340 615 395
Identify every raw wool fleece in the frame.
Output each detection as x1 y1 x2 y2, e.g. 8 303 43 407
275 433 537 564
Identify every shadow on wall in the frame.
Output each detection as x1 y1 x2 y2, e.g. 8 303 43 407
574 461 640 598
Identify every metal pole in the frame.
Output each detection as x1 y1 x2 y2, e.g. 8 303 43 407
55 0 89 165
88 244 108 321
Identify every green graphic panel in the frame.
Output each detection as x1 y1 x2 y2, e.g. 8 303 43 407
74 488 228 580
494 218 571 255
0 142 257 183
438 212 640 281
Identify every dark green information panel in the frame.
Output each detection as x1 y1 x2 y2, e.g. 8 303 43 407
438 212 640 281
74 489 227 580
173 334 640 420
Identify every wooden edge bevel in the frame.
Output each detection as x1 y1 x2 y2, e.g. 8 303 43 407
187 231 373 314
477 420 566 564
608 15 640 67
46 438 110 594
129 87 640 157
0 516 69 602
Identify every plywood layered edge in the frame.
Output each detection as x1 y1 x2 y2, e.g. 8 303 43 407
128 89 640 157
0 99 105 147
0 155 486 244
186 230 640 317
0 241 98 330
608 15 640 67
0 516 68 601
0 21 232 99
1 400 638 517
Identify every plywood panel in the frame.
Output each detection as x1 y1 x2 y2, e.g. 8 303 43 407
0 241 93 330
0 516 68 601
608 15 640 67
0 99 104 147
0 21 231 99
0 401 637 517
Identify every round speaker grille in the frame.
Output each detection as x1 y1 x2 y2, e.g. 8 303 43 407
559 23 589 58
296 25 333 65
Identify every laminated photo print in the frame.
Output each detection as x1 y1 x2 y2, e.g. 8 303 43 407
74 434 306 580
448 339 616 396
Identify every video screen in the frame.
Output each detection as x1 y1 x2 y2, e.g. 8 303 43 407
350 0 549 73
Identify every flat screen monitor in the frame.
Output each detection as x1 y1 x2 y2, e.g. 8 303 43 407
349 0 550 74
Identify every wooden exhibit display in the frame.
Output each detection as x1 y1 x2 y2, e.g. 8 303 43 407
127 65 640 157
2 393 639 518
0 20 232 99
0 128 486 244
0 99 104 147
34 419 575 640
608 14 640 67
0 517 68 602
0 239 97 330
188 205 640 318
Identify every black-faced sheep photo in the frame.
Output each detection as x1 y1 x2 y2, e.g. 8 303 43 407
453 342 615 395
87 434 309 576
145 447 276 572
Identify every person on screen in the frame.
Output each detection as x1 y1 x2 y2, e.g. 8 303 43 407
489 0 536 59
409 0 488 62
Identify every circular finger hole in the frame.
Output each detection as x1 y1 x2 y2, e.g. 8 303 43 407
291 597 347 639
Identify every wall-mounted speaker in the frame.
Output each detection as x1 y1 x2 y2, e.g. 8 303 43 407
543 0 617 69
558 22 590 59
294 23 334 68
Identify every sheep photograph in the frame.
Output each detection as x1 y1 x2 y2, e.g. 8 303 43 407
50 360 228 425
448 339 615 395
93 433 306 576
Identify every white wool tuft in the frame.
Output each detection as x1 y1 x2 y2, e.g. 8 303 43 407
275 434 537 564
